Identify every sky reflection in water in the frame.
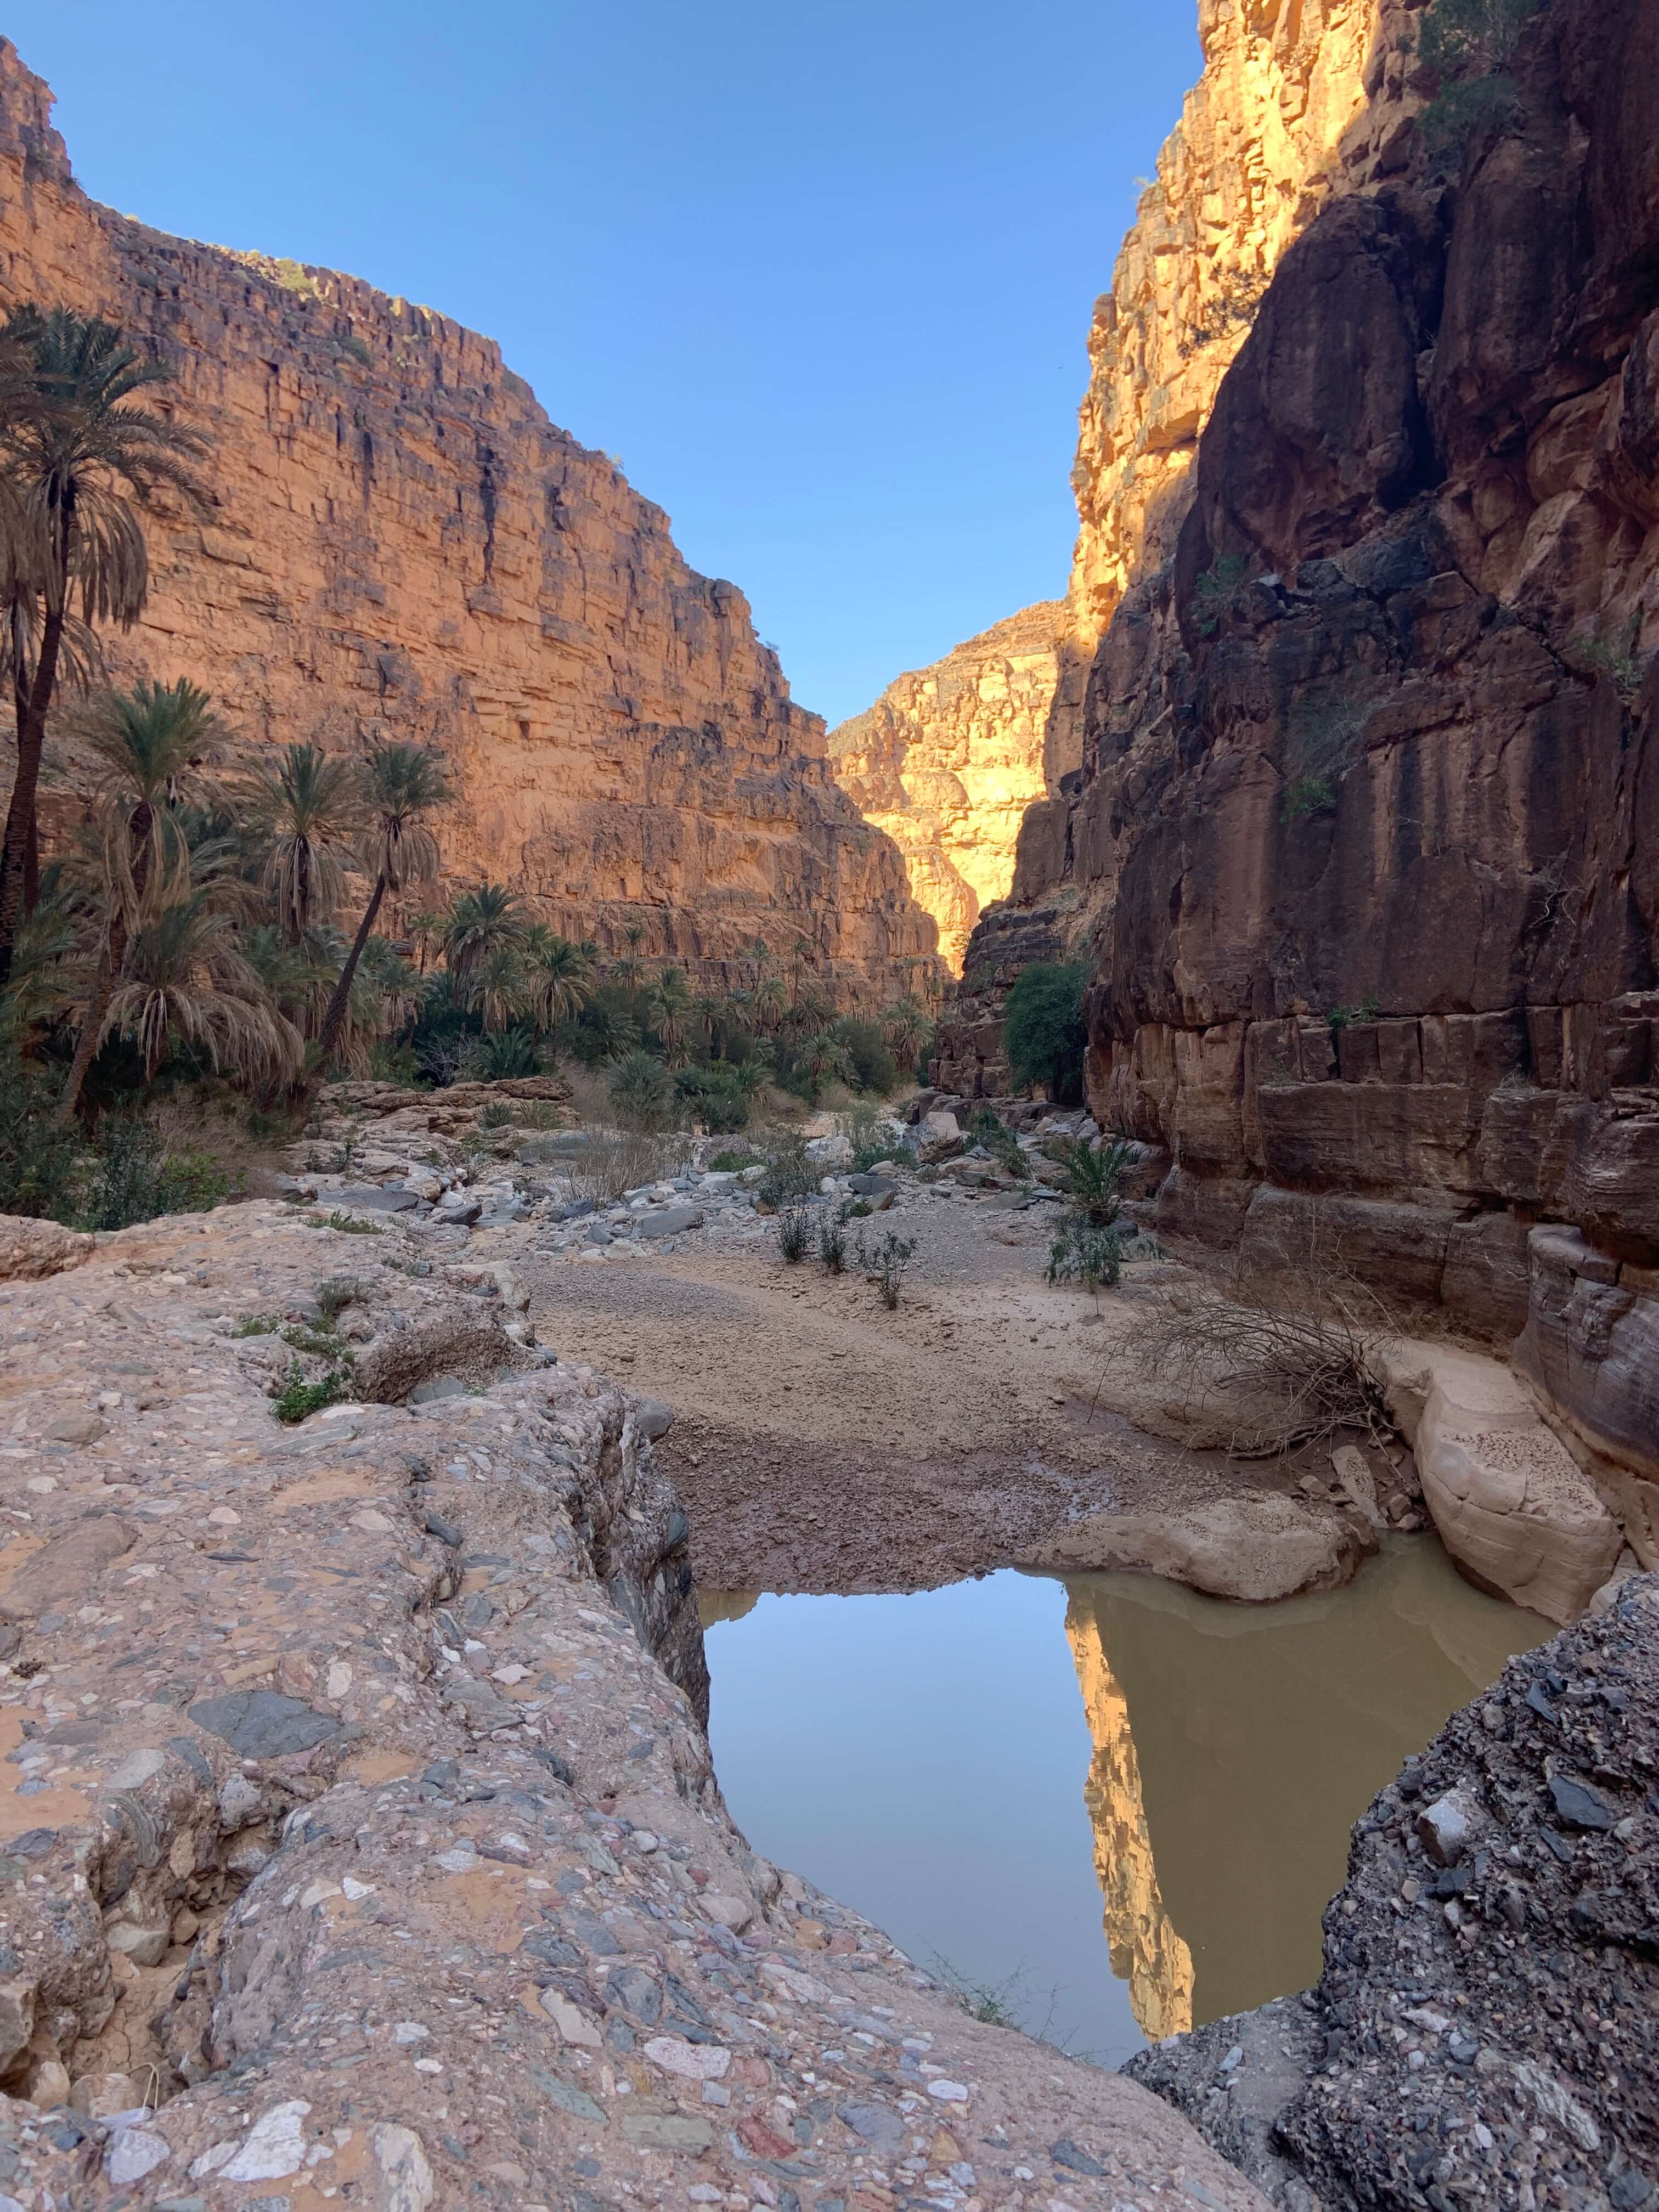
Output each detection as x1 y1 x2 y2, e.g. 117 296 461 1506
701 1539 1550 2069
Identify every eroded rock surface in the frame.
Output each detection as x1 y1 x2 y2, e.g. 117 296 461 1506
0 1204 1267 2209
1019 1493 1375 1605
1125 1577 1659 2212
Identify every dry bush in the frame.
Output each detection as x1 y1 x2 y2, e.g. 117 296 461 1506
1125 1245 1398 1458
563 1130 691 1205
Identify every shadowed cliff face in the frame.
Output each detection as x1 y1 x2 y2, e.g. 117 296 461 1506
945 0 1659 1486
0 42 941 1002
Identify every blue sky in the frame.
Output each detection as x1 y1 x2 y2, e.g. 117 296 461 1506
26 2 1200 727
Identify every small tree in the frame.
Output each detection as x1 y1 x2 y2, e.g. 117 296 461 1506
1003 961 1088 1103
607 1047 672 1130
522 925 592 1030
307 744 450 1096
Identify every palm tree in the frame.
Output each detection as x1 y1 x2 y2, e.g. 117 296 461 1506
882 995 931 1074
58 680 228 1120
466 944 527 1034
442 878 524 978
407 905 446 975
692 989 725 1059
0 311 208 982
753 972 788 1035
522 924 593 1031
309 744 449 1090
248 741 362 943
796 1027 857 1103
358 934 423 1038
100 890 302 1086
647 966 693 1065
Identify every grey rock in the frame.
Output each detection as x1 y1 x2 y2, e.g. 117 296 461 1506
435 1198 483 1226
422 1508 463 1547
635 1399 674 1440
836 2100 904 2154
636 1206 703 1240
408 1374 468 1405
848 1175 897 1199
586 1224 613 1247
548 1199 596 1223
338 1184 419 1214
1549 1774 1614 1831
46 1411 107 1446
188 1690 343 1759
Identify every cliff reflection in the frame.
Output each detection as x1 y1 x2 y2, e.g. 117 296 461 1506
1063 1599 1195 2039
1062 1538 1550 2036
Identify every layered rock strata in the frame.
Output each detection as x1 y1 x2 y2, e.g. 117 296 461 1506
1125 1573 1659 2212
0 1203 1267 2209
0 42 940 1001
827 604 1066 973
942 0 1659 1516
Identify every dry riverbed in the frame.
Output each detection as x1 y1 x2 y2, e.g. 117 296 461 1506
510 1181 1397 1596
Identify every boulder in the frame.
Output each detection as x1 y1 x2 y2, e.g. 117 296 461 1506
917 1111 965 1165
1381 1341 1623 1624
1017 1492 1375 1602
635 1206 703 1240
0 1214 93 1282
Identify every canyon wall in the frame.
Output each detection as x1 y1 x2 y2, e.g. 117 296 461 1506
0 41 941 1002
832 0 1378 969
944 0 1659 1497
826 603 1065 972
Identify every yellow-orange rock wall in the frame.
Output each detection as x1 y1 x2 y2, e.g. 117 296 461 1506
826 603 1066 973
0 41 940 1001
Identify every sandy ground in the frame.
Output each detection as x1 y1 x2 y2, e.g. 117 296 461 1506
521 1191 1341 1594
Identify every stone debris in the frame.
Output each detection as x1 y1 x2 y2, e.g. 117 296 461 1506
0 1198 1266 2211
1126 1578 1659 2211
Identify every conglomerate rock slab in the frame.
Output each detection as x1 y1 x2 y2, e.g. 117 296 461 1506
0 1204 1267 2210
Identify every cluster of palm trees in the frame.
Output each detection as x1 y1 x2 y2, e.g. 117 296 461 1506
0 298 936 1137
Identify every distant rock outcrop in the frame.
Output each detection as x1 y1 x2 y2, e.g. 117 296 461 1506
0 41 940 1002
827 603 1066 971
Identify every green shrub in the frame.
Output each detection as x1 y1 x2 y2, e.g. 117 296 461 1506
777 1204 812 1263
479 1098 515 1130
1047 1136 1130 1229
707 1147 760 1173
759 1135 817 1206
1417 0 1540 149
0 1056 80 1221
607 1049 673 1131
469 1026 540 1082
675 1063 750 1133
834 1018 898 1096
968 1105 1030 1179
81 1119 230 1232
232 1316 277 1338
817 1217 847 1273
1003 962 1088 1104
1045 1217 1131 1290
859 1229 917 1310
273 1361 350 1424
1190 553 1249 637
319 1209 381 1234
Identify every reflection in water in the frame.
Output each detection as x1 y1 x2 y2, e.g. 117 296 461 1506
1063 1610 1194 2038
1063 1538 1550 2035
698 1539 1551 2067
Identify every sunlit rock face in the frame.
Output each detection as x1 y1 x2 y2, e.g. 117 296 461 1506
1064 0 1379 676
0 40 941 1002
827 605 1066 973
1062 1588 1196 2042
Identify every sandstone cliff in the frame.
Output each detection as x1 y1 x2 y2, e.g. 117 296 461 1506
944 0 1659 1519
0 42 940 1001
832 0 1376 977
826 603 1065 971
